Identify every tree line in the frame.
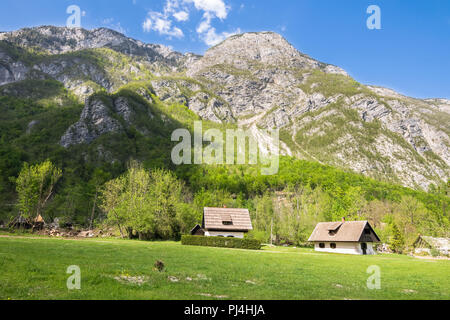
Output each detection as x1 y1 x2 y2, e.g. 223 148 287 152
7 158 449 254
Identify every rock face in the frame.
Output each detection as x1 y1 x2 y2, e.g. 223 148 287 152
150 78 233 122
60 97 123 148
1 26 449 190
0 26 197 68
186 32 347 120
0 47 28 85
60 94 155 148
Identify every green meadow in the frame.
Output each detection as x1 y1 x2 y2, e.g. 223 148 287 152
0 236 448 300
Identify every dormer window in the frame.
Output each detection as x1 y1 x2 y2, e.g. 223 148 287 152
328 230 337 236
222 214 233 226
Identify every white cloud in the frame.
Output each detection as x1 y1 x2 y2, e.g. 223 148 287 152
173 11 189 22
188 1 237 46
183 0 229 20
143 11 184 38
201 26 240 46
142 0 239 46
196 12 213 33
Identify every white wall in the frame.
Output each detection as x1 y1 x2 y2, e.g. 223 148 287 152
314 242 377 255
205 231 245 239
415 248 431 255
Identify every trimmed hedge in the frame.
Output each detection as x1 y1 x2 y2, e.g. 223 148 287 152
181 235 261 250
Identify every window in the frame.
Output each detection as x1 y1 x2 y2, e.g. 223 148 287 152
330 243 337 249
222 221 233 226
319 243 325 248
227 235 235 238
328 230 337 236
364 229 371 235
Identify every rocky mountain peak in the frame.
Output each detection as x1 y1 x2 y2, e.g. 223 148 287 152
210 32 305 64
187 31 347 77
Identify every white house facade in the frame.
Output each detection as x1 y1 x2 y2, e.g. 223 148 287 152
309 220 380 255
314 241 377 255
205 231 246 239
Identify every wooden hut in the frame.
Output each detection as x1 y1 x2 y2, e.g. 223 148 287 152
413 236 450 256
33 214 45 230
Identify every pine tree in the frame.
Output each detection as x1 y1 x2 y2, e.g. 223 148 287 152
389 223 405 254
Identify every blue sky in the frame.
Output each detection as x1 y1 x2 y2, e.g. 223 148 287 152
1 0 449 99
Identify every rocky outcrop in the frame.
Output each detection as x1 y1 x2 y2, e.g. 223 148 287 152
0 46 29 85
150 78 233 122
60 97 123 147
60 92 157 148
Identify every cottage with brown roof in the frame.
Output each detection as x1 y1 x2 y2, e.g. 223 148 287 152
308 219 380 255
190 207 253 239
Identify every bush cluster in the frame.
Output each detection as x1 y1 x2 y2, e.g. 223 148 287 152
181 235 261 250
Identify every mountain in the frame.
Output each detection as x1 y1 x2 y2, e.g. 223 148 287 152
0 26 449 190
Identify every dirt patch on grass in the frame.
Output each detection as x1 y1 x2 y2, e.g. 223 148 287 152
113 275 149 286
413 255 449 261
196 293 229 299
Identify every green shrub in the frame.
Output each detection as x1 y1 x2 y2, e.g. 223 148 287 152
430 248 440 258
181 235 261 250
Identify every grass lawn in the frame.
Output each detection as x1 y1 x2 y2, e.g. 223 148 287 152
0 235 449 300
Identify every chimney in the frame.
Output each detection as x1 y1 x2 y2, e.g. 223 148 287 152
342 217 346 223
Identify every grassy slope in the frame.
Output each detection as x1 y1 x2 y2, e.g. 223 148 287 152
0 236 448 300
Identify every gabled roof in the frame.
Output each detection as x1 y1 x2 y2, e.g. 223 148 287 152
308 221 380 242
415 236 450 250
203 207 253 231
190 224 203 234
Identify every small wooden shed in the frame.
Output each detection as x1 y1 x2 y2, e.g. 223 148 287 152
190 207 253 239
33 214 45 230
413 236 450 256
308 220 380 255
